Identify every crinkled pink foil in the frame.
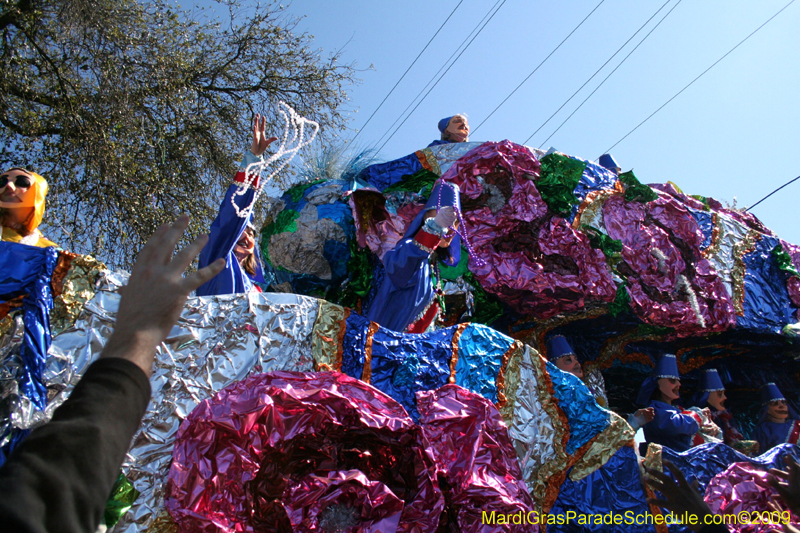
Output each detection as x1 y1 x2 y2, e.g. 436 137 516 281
165 371 443 533
603 193 735 336
417 385 538 533
441 140 616 318
704 461 798 533
283 470 404 532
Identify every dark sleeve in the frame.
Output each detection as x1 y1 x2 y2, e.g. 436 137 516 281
0 358 151 533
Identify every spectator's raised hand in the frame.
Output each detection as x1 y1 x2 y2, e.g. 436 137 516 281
250 113 278 157
645 460 714 532
769 456 800 517
102 215 225 375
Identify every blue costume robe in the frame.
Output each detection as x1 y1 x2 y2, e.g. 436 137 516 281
197 152 265 296
754 419 800 452
643 400 699 452
365 237 439 332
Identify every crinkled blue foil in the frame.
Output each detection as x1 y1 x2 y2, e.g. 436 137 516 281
660 442 800 493
0 242 58 465
363 326 454 420
341 312 369 377
548 445 651 532
357 153 423 191
689 208 714 252
739 235 795 333
568 159 619 223
454 324 514 404
547 361 610 455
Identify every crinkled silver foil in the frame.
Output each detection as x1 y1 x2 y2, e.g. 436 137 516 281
45 270 321 532
704 212 750 300
508 345 558 500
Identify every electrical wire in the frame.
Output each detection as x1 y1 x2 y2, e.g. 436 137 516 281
471 0 606 135
539 0 683 148
747 175 800 211
524 0 674 146
349 0 464 144
374 0 507 152
602 0 796 155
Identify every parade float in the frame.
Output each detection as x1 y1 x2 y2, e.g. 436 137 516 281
3 117 800 531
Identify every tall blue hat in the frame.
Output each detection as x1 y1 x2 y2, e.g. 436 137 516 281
636 354 680 406
402 180 462 266
598 154 620 171
438 116 454 133
758 382 799 423
762 383 786 405
693 368 725 408
546 335 576 362
700 369 725 392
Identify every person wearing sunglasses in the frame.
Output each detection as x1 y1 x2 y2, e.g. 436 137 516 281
0 167 57 248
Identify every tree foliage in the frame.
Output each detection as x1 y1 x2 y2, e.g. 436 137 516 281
0 0 355 266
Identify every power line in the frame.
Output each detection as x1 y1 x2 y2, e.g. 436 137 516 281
472 0 606 135
372 0 502 150
747 175 800 211
539 0 683 148
374 0 507 152
349 0 464 145
524 0 674 146
603 0 796 154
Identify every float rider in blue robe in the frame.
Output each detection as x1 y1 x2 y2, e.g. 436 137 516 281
546 335 654 429
692 368 758 455
754 382 800 453
638 354 703 453
427 114 470 147
197 114 275 296
365 181 462 333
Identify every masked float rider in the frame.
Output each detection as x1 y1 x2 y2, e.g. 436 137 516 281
0 167 57 248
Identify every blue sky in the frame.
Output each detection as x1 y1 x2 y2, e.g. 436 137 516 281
196 0 800 243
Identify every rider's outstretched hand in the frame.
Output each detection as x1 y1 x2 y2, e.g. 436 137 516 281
250 113 278 157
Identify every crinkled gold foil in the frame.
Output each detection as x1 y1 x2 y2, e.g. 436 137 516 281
642 442 663 473
361 321 380 384
416 148 441 175
569 414 634 481
312 300 348 372
498 340 524 427
51 254 107 336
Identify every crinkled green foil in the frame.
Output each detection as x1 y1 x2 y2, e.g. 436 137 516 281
464 272 505 326
536 153 586 214
607 281 630 317
260 209 300 268
440 246 470 280
382 168 439 197
619 170 658 203
287 178 326 204
104 473 139 528
582 225 622 260
772 243 800 278
327 240 374 309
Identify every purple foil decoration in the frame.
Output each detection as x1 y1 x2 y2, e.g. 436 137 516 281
440 140 616 318
417 385 538 533
603 193 736 336
704 461 798 533
165 371 443 533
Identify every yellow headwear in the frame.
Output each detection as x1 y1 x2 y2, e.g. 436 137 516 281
1 168 48 233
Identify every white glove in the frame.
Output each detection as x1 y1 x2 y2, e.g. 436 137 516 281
433 206 457 230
